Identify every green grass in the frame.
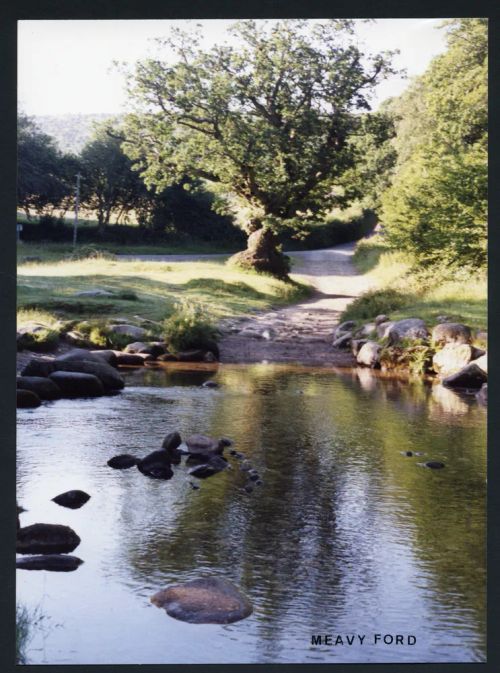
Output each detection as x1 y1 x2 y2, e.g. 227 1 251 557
17 241 240 263
346 236 487 331
17 253 311 329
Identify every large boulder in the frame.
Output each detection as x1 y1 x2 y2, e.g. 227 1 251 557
432 343 474 377
108 324 148 340
356 341 381 368
21 358 56 378
17 523 81 554
16 376 61 400
53 353 125 390
48 371 105 398
16 555 84 572
229 228 290 278
442 363 487 390
386 318 429 345
52 490 90 509
177 350 207 362
151 577 253 624
431 322 472 347
17 389 41 408
137 450 173 480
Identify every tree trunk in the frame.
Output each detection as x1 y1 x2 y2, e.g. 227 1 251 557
229 226 290 279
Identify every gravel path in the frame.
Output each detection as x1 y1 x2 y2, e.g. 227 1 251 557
119 241 375 366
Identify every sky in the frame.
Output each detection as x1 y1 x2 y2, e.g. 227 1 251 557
18 18 449 117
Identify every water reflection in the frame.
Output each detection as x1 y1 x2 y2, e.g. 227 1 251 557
17 364 486 664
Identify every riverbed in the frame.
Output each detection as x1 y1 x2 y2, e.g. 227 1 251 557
16 363 486 664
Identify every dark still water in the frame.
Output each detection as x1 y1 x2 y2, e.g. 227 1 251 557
16 364 486 664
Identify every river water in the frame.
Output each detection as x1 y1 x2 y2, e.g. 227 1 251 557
16 363 486 664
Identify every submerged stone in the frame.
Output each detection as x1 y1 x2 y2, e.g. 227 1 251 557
151 577 253 624
424 461 445 470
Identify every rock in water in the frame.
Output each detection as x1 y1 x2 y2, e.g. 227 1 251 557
185 434 224 459
52 490 91 509
48 371 105 398
161 431 182 452
425 461 445 469
356 341 381 368
188 456 228 479
107 454 138 469
137 450 173 480
476 383 487 406
442 363 487 389
17 389 41 408
150 577 253 624
16 376 61 400
17 523 81 554
16 555 83 572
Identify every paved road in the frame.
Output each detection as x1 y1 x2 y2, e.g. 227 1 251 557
120 242 374 365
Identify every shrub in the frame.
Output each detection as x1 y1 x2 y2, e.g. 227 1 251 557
68 245 116 261
342 288 411 322
163 301 219 353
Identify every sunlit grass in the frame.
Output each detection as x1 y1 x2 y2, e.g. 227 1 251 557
17 256 311 325
348 237 487 330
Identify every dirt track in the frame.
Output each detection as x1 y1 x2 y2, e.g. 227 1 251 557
217 242 375 365
121 242 374 366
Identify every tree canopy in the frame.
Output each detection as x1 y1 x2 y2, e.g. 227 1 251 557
380 18 487 267
18 114 78 218
122 20 397 240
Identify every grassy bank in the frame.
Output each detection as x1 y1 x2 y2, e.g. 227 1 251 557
343 237 487 331
17 253 310 330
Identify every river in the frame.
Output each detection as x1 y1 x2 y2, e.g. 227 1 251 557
16 363 486 664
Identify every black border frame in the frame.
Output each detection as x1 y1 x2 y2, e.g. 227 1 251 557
1 2 498 672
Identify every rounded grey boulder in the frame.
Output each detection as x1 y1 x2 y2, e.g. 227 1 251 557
48 371 105 398
151 577 253 624
17 376 61 400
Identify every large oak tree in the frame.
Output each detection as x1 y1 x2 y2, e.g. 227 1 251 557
122 20 397 274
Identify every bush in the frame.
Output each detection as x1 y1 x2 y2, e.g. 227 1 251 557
68 245 116 261
163 301 219 353
342 288 411 321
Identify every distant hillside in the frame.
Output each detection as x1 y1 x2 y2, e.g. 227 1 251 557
34 113 123 154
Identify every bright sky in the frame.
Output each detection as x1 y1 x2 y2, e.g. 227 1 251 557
18 18 449 116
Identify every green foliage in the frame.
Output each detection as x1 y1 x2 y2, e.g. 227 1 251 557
380 19 487 267
380 344 436 376
123 20 397 238
17 114 79 217
163 301 219 353
80 122 150 232
342 288 411 321
17 328 59 352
